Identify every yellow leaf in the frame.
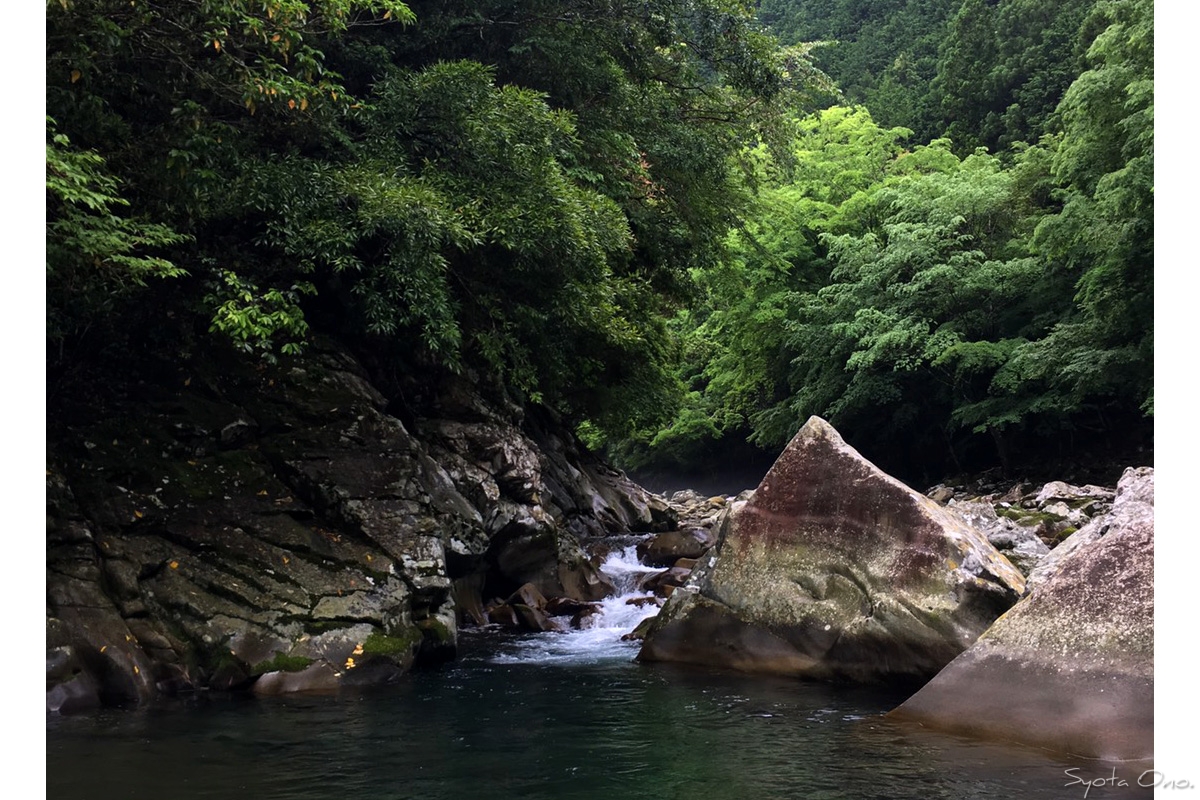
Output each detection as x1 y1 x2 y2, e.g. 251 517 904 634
100 645 107 653
271 34 281 42
383 9 392 19
331 92 338 101
133 665 140 675
134 509 144 519
344 657 357 669
287 99 296 110
352 643 364 656
70 69 81 83
299 97 308 111
169 560 179 570
213 39 221 52
365 553 373 562
282 555 290 564
257 489 268 496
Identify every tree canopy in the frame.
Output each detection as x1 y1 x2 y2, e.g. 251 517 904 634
47 0 1153 482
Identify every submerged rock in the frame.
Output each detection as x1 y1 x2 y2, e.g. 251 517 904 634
638 416 1025 683
890 467 1153 760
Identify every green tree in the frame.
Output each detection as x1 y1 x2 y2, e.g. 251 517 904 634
999 0 1153 421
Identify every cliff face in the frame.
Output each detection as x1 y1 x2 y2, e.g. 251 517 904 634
47 340 673 711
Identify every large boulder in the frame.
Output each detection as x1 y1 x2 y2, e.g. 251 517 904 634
889 467 1153 760
638 416 1025 683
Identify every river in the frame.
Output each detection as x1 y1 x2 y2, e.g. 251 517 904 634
46 545 1148 799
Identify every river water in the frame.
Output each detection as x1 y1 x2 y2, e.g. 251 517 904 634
46 546 1150 799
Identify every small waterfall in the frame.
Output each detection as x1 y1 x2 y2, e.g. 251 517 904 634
487 544 662 665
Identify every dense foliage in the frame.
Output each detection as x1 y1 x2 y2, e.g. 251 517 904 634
625 0 1152 479
47 0 1152 481
46 0 807 435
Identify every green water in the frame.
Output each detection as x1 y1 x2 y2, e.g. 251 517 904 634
46 628 1148 799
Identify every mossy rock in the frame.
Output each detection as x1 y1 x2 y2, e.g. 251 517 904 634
362 629 422 658
997 507 1065 526
416 617 454 645
250 652 314 676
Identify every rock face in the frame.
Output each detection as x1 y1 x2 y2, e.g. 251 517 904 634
638 416 1025 683
46 340 671 710
947 500 1050 577
890 467 1153 760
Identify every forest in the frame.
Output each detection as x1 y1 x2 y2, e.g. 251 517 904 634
47 0 1153 484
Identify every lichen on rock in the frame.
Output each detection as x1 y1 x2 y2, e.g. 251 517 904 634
638 416 1025 684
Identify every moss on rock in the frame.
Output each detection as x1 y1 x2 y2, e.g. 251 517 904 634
251 652 314 675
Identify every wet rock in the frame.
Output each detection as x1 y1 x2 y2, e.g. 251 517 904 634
639 416 1025 684
621 616 656 642
890 467 1153 760
636 529 712 567
253 662 341 695
544 596 598 617
47 338 665 707
639 566 694 598
46 645 101 714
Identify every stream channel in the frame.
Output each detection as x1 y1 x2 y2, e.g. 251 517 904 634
47 540 1149 798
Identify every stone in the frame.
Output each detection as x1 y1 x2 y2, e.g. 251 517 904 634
1026 466 1153 595
253 662 341 695
639 566 693 597
948 500 1050 578
890 467 1153 760
638 416 1025 683
636 529 712 567
47 338 669 707
927 486 955 504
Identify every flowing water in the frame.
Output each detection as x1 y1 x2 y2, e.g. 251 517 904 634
46 543 1150 799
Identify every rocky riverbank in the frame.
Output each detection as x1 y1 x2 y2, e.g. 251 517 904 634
47 340 672 712
46 351 1152 761
630 418 1152 760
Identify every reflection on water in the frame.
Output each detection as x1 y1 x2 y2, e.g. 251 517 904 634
47 544 1152 799
46 635 1151 800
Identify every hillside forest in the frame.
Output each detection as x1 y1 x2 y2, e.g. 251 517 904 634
46 0 1153 484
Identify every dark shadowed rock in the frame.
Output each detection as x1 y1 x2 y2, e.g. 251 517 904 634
890 467 1153 760
47 339 658 708
638 416 1025 683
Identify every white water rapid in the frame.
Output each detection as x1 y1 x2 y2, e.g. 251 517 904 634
486 544 663 666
